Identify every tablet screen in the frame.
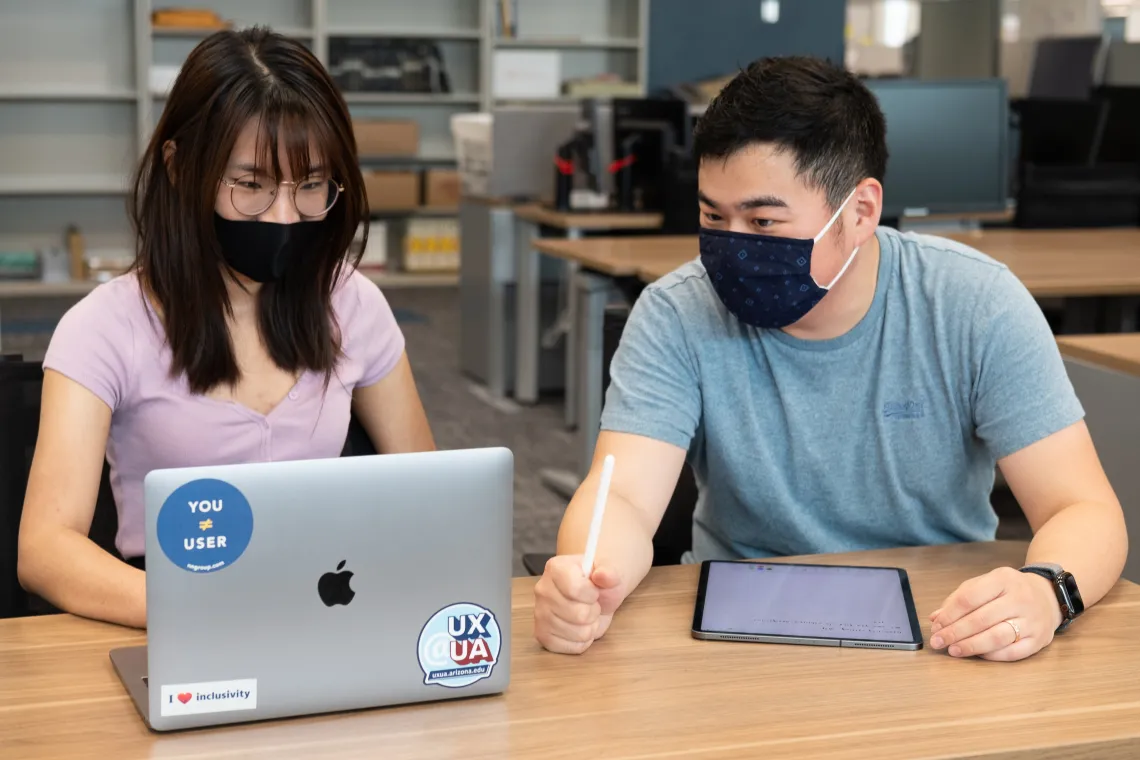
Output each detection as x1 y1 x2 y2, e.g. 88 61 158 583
695 561 920 643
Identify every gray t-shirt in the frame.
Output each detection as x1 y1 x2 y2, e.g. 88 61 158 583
600 226 1084 562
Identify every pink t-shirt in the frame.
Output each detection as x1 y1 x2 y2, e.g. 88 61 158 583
42 270 406 559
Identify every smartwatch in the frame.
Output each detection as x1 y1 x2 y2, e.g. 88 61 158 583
1020 563 1085 632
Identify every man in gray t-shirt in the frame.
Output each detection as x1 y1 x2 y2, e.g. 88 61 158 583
533 56 1127 663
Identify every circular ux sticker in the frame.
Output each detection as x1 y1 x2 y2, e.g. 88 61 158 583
417 602 502 688
156 479 253 573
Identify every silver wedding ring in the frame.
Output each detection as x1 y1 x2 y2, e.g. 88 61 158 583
1004 619 1021 644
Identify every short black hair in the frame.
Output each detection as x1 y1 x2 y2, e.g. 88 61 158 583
693 56 888 211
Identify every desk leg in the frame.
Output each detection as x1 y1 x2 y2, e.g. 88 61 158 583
539 270 611 501
514 217 540 404
562 228 582 429
575 271 610 479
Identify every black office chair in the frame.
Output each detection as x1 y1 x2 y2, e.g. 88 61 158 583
0 356 121 618
521 469 698 576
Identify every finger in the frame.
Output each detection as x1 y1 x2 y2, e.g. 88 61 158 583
538 610 599 644
930 597 1014 650
947 619 1023 658
928 608 942 621
933 570 1011 628
549 564 601 605
590 567 622 591
538 632 595 655
980 636 1046 662
548 598 603 629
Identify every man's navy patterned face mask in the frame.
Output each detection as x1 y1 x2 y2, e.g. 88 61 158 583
699 188 859 329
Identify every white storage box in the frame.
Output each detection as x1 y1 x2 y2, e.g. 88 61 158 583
450 112 493 197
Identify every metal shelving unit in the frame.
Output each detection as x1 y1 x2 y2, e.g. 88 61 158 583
0 0 649 273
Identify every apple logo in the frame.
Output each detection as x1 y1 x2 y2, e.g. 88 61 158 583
318 560 355 607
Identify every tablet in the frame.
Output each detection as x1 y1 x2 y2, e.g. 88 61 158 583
692 561 924 650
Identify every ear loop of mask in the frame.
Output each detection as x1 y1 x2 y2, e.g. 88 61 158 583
811 187 861 291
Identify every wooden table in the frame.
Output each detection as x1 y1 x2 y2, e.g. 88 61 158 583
940 229 1140 299
533 234 693 277
1057 334 1140 585
3 541 1138 759
1058 333 1140 377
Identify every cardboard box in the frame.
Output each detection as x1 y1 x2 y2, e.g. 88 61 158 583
363 171 420 211
354 120 419 157
425 169 461 208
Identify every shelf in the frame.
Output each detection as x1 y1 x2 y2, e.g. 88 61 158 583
0 87 138 103
342 92 481 105
0 175 130 196
152 26 313 38
370 206 459 219
362 270 458 288
494 96 577 105
327 26 481 41
360 145 457 164
495 37 640 50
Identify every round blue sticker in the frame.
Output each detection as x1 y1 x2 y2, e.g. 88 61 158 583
417 602 502 688
156 479 254 573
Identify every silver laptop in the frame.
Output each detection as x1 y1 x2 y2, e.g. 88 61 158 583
110 447 513 732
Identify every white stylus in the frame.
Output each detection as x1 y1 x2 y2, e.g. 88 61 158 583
581 454 615 577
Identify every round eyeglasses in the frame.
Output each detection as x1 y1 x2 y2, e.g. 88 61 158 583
220 174 345 218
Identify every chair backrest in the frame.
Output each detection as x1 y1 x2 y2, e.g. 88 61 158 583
0 357 47 617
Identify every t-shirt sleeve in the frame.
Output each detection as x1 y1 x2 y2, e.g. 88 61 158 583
343 271 406 388
971 267 1085 460
41 284 136 412
599 288 702 450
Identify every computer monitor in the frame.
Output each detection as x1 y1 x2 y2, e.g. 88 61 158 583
1028 36 1108 100
864 79 1010 221
612 98 691 210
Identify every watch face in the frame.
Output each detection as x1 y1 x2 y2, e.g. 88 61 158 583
1062 572 1085 616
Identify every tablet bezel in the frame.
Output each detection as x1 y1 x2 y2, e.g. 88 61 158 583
691 560 924 650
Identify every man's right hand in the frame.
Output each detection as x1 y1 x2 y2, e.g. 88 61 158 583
534 554 624 654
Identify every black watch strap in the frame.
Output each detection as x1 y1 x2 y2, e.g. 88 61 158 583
1020 564 1083 632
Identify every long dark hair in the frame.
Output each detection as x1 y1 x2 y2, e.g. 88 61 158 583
130 27 367 393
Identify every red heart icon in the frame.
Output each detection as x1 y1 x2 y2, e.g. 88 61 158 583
177 692 193 704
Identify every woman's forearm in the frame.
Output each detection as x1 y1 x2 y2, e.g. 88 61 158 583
19 528 146 628
1026 500 1128 609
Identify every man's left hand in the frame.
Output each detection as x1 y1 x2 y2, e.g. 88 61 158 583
928 567 1064 662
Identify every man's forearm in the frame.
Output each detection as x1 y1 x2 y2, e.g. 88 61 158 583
1026 500 1128 609
556 481 655 604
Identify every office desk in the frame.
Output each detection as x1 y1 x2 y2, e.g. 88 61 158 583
1058 334 1140 584
3 541 1138 759
510 205 662 432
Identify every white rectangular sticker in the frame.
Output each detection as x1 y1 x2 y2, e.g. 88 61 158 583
159 679 257 717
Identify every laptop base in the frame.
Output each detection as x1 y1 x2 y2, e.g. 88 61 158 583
110 647 150 725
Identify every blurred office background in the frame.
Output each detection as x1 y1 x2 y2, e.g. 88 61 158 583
2 1 1140 581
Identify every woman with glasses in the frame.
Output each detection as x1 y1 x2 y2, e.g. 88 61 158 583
17 28 435 628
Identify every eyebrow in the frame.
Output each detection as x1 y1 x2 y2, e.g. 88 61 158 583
698 191 789 211
230 163 327 175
